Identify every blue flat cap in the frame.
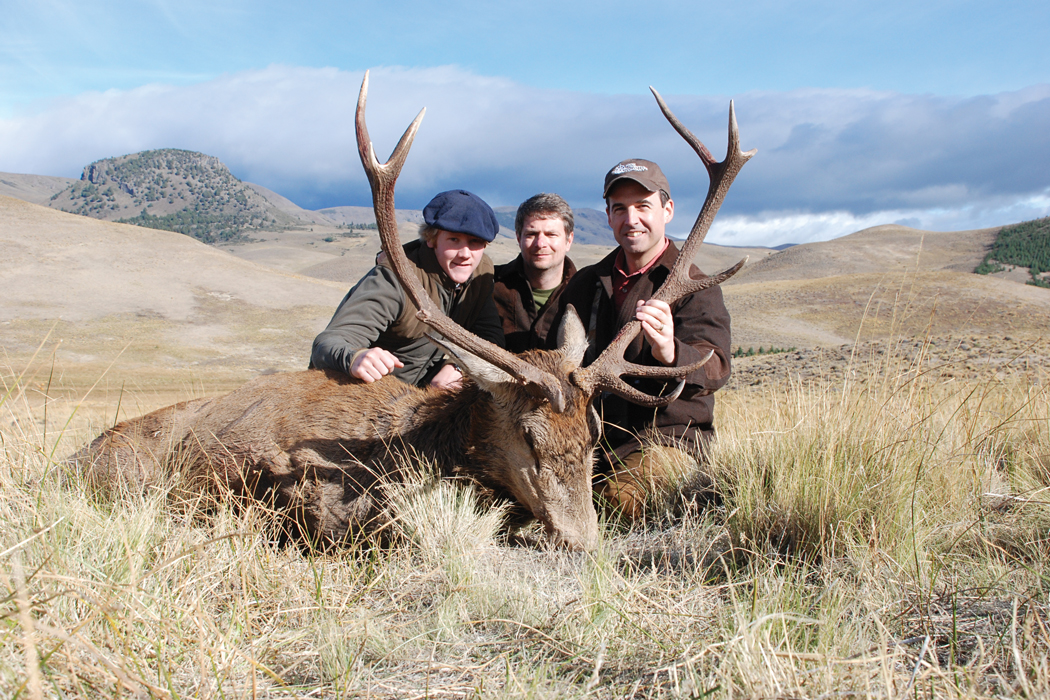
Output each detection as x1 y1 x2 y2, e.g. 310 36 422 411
423 190 499 242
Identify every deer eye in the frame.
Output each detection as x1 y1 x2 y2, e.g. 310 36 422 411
522 428 536 453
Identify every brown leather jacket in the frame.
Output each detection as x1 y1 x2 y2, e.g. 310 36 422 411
551 241 731 463
493 255 577 353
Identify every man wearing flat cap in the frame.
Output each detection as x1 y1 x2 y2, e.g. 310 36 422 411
552 159 732 518
311 189 505 389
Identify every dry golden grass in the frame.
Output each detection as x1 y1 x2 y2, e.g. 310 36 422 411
2 331 1048 698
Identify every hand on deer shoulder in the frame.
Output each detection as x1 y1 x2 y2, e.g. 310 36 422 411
636 299 676 366
429 363 464 390
350 347 404 383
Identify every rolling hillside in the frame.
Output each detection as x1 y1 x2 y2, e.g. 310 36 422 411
0 172 77 204
717 224 1050 348
974 215 1050 287
0 195 345 387
5 155 1048 375
726 224 998 284
2 157 774 283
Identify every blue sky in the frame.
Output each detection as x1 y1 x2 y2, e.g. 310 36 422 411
1 0 1048 246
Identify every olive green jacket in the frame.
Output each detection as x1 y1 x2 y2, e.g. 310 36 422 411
310 240 505 386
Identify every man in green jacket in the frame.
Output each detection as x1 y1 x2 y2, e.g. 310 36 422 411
310 190 505 389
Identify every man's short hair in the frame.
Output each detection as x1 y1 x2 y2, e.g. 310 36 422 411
514 193 574 237
418 223 440 244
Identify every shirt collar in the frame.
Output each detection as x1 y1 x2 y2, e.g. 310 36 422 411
613 237 670 280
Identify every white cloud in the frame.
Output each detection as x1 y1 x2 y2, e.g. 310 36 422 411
1 65 1048 247
707 189 1050 247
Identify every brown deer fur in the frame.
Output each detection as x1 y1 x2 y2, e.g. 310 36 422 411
72 322 603 550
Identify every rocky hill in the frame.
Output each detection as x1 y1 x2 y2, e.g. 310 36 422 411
45 149 302 243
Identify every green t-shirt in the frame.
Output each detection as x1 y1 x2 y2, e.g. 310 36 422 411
532 286 556 310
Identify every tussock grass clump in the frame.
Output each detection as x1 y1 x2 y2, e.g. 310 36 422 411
2 342 1049 698
712 338 1050 569
386 459 510 572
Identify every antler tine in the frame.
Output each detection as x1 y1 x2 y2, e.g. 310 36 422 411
649 88 755 303
581 348 715 408
355 71 426 189
573 89 755 403
356 71 426 296
354 72 570 412
650 86 719 171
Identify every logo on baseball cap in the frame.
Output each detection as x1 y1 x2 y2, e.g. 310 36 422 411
602 158 670 200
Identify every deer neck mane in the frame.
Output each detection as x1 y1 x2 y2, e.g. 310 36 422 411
390 380 492 472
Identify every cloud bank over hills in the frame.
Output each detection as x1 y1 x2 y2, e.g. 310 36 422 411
1 65 1047 247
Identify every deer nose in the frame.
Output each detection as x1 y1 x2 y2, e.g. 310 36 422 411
557 528 599 552
547 508 600 551
553 532 589 552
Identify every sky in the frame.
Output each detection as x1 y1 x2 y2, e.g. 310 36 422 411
1 0 1048 247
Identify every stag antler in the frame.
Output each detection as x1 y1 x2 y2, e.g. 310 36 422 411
572 87 756 405
355 71 571 412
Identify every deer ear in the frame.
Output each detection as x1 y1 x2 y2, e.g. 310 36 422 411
427 335 515 388
557 306 588 368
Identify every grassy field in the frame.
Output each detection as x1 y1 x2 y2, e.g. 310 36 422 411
2 337 1048 698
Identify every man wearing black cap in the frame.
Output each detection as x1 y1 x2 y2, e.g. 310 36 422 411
493 193 577 353
311 189 505 389
553 159 732 518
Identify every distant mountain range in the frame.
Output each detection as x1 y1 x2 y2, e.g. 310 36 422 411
0 148 619 246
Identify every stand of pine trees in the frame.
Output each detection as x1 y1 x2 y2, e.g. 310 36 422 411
975 216 1050 288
